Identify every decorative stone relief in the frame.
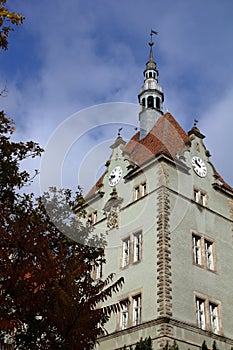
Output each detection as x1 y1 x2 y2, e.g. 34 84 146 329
156 163 173 347
229 199 233 244
103 188 123 231
106 207 119 230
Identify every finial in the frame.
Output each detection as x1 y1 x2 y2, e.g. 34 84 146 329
150 29 158 43
149 29 158 61
118 127 123 136
194 119 198 127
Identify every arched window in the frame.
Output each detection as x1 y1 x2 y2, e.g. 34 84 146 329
156 97 160 109
147 96 154 108
142 98 145 107
149 72 152 78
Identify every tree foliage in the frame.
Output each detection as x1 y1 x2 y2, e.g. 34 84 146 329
135 337 153 350
0 113 126 349
0 0 24 50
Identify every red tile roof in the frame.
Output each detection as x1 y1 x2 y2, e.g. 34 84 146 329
85 171 106 201
125 112 188 166
85 112 232 199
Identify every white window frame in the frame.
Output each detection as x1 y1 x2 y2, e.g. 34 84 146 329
132 294 141 326
95 259 103 279
141 182 147 197
134 186 140 201
193 188 207 206
122 237 130 267
87 211 98 225
133 231 142 263
193 234 202 265
134 182 147 201
196 297 206 330
121 231 143 268
205 239 214 270
209 302 219 333
194 294 221 334
119 293 142 330
192 233 216 271
120 303 129 330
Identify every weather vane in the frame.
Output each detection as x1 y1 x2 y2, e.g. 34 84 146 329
150 29 158 44
194 119 198 127
118 127 123 136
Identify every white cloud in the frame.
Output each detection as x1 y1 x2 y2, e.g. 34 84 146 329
201 86 233 186
1 0 233 194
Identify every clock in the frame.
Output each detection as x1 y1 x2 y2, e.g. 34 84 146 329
108 166 123 186
191 156 207 178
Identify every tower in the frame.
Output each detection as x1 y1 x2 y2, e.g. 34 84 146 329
138 32 164 139
83 35 233 350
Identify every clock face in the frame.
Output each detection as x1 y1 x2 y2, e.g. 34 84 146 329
191 156 207 178
108 166 123 186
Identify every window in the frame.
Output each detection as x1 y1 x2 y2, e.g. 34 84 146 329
119 293 142 330
192 233 216 271
156 97 160 109
195 295 220 334
132 294 141 326
87 211 98 225
209 303 219 333
205 240 214 270
134 186 140 201
120 302 129 330
122 238 130 267
133 182 147 201
193 188 207 206
93 255 104 280
147 96 154 108
95 258 103 279
196 297 206 330
193 235 202 265
133 231 142 262
121 231 143 267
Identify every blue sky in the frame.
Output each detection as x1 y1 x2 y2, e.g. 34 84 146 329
1 0 233 194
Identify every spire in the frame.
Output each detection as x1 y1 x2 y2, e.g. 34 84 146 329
138 30 164 140
147 30 156 69
149 33 154 61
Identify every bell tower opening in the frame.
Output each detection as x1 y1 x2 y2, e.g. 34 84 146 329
148 96 154 108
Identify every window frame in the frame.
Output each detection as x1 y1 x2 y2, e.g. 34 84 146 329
87 210 98 225
196 297 206 330
193 187 208 206
132 294 141 326
192 232 216 272
118 292 142 330
133 231 142 263
121 230 143 268
133 182 147 201
120 302 129 330
122 237 131 267
194 293 221 334
92 254 104 280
